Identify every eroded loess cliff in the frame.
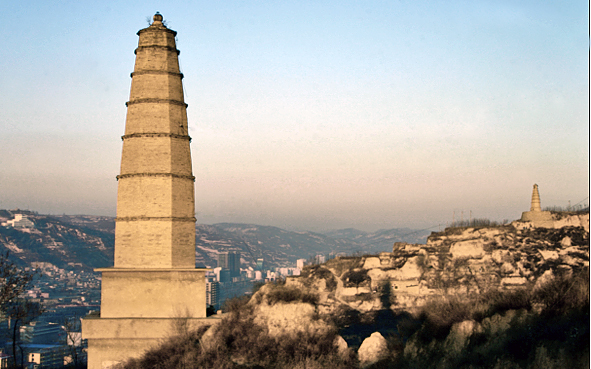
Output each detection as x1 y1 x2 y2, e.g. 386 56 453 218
285 213 589 313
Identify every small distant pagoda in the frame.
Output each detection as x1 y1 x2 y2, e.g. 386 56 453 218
520 184 553 227
82 13 219 369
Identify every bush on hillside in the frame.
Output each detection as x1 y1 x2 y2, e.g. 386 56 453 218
299 265 338 291
265 284 319 306
342 269 370 291
222 294 251 313
121 298 354 369
533 267 589 315
249 280 320 307
398 269 590 369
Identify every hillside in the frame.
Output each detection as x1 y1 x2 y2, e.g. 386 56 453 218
120 212 590 369
0 213 114 271
283 212 590 314
195 223 431 268
0 210 431 270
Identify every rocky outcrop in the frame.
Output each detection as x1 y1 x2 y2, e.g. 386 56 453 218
253 301 328 337
287 213 589 313
357 332 389 367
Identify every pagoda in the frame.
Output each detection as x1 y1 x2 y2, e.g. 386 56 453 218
82 13 218 369
521 184 553 227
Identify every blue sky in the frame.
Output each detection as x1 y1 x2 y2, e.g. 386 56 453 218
0 1 588 231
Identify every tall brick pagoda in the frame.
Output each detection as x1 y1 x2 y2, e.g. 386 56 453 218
82 13 218 369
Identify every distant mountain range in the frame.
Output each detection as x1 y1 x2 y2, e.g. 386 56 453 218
0 211 432 270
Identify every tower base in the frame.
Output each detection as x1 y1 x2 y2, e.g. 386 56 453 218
82 315 222 369
520 211 554 228
82 268 219 369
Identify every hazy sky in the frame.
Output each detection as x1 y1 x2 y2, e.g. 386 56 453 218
1 1 588 232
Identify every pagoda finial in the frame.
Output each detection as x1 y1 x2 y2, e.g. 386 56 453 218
153 12 163 24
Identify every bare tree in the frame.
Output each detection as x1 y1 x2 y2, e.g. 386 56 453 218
0 252 42 368
0 252 36 311
5 299 43 368
63 314 83 368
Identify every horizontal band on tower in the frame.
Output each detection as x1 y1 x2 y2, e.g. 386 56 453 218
126 98 188 107
116 173 195 181
134 45 180 55
137 26 177 37
115 216 197 222
131 70 184 79
121 133 191 141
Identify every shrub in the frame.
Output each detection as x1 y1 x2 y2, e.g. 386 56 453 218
342 269 370 291
400 272 590 369
415 295 472 340
533 268 589 316
313 267 333 280
477 288 532 319
221 295 251 313
302 266 338 291
265 284 319 306
122 300 354 369
121 326 211 369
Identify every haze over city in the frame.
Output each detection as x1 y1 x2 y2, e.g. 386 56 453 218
1 1 588 232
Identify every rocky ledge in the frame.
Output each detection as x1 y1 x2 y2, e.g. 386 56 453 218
285 213 589 313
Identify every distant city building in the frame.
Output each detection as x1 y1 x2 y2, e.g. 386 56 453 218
256 258 265 271
206 280 220 309
219 269 231 283
296 259 306 269
212 267 231 283
216 280 254 308
1 214 35 229
24 344 70 369
314 255 326 264
275 267 301 277
213 267 221 279
0 351 10 368
218 252 240 278
20 322 65 344
266 271 277 281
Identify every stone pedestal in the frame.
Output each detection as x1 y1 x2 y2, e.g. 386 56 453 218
82 314 221 369
520 210 554 228
82 268 219 368
99 268 207 318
